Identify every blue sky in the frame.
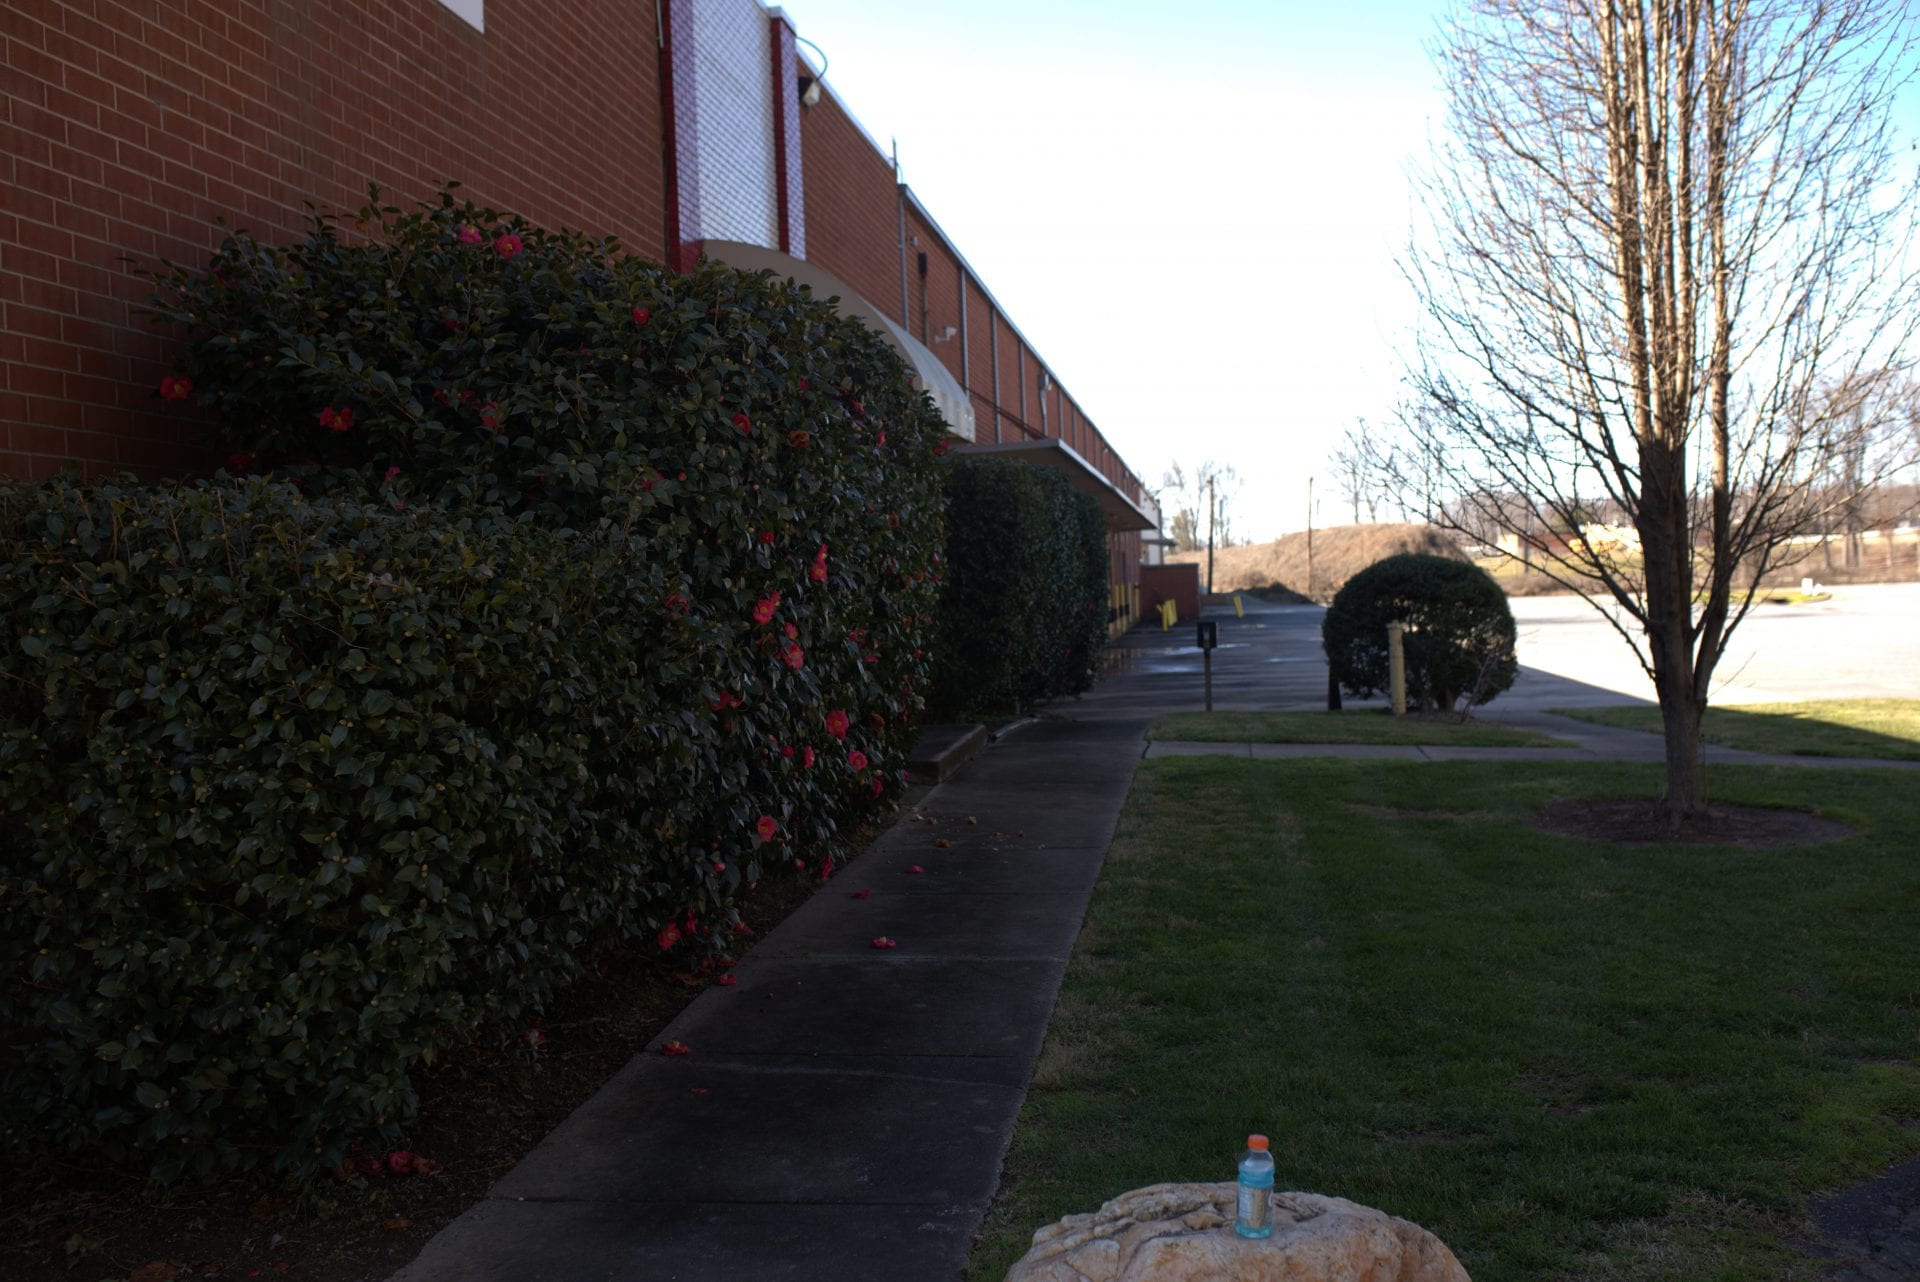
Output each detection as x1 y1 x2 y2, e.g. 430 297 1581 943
782 0 1920 542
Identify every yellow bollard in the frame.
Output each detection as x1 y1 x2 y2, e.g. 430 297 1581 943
1233 594 1244 619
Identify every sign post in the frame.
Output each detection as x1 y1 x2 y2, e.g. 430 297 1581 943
1196 620 1218 711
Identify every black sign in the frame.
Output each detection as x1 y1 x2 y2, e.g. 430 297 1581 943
1196 621 1218 651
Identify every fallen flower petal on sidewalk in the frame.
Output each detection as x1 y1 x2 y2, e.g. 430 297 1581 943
871 937 898 950
660 1040 692 1056
851 889 872 899
906 865 925 874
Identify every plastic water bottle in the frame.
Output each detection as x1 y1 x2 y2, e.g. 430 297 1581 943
1235 1133 1274 1238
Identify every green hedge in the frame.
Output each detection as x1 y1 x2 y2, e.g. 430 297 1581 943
1321 552 1517 712
0 189 946 1179
930 459 1108 716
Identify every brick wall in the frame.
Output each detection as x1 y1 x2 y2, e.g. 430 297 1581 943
796 79 903 329
1 0 664 480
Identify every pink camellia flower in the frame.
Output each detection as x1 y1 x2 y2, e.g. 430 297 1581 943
801 746 816 769
387 1150 418 1175
871 776 886 798
657 922 681 950
663 593 691 615
631 306 651 325
494 232 523 258
809 545 829 583
319 406 355 432
759 530 775 545
848 749 868 772
479 403 499 429
458 225 484 245
383 466 401 482
824 709 849 740
159 374 193 400
753 592 781 625
225 452 253 471
780 641 804 670
755 815 778 844
733 412 753 436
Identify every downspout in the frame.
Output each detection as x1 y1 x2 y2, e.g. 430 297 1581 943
1038 368 1051 438
958 265 969 393
895 145 909 327
989 309 1000 444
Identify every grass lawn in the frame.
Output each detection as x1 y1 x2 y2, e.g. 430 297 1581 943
1149 709 1572 748
1553 699 1920 761
968 758 1920 1281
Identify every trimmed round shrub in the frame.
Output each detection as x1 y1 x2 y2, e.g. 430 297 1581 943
1321 552 1517 712
0 189 949 1179
930 459 1108 716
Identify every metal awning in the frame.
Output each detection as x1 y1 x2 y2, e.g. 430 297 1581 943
697 240 976 441
956 438 1160 532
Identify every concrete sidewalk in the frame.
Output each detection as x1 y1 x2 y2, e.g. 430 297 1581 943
391 712 1149 1282
1147 707 1920 771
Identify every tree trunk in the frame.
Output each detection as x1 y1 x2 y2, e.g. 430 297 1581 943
1656 665 1707 827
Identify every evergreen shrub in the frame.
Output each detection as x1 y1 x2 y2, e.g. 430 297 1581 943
1 188 946 1177
931 459 1108 715
1321 552 1517 713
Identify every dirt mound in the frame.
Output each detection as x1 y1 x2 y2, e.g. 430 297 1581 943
1170 524 1468 601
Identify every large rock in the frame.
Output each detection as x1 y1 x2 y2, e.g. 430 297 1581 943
1004 1182 1470 1282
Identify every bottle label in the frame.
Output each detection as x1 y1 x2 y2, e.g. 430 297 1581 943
1237 1181 1269 1228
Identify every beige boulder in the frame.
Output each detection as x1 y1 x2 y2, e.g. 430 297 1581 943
1003 1182 1469 1282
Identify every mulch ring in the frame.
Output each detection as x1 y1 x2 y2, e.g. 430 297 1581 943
1536 798 1855 846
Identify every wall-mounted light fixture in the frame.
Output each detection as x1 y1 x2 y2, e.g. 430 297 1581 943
797 75 822 107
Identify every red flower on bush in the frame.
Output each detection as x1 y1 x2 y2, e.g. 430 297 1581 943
384 466 402 482
847 749 868 772
458 225 483 245
631 306 651 325
159 374 193 400
787 430 810 449
934 437 952 456
784 622 798 639
753 592 781 625
319 406 355 432
797 377 810 391
801 746 816 769
225 452 253 471
494 232 523 258
780 641 804 670
871 776 886 798
480 403 499 429
733 412 753 436
664 593 691 615
824 709 849 740
809 545 829 582
387 1150 418 1175
716 974 738 987
755 815 778 843
657 922 682 951
759 530 775 545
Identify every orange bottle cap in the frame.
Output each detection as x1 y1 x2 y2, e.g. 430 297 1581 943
1247 1134 1269 1150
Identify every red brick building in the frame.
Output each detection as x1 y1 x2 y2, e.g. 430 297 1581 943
2 0 1158 623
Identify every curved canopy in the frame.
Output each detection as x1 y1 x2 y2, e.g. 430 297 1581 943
698 240 976 442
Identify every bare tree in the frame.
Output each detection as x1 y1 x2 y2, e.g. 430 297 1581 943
1158 460 1241 552
1399 0 1919 826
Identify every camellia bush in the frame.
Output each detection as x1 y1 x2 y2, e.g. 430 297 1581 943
930 458 1109 715
0 188 947 1178
1321 552 1517 713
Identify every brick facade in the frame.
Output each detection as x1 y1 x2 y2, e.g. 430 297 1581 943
1 0 664 480
3 0 1150 615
